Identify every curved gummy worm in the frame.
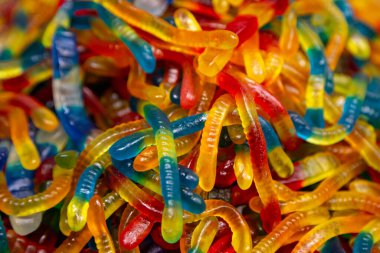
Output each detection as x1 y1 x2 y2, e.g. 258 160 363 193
258 116 294 178
5 145 41 236
183 199 252 253
234 86 281 232
54 192 125 252
52 27 95 147
289 74 367 145
280 158 366 214
326 191 380 215
349 179 380 196
112 158 205 214
0 92 58 132
0 50 49 80
0 161 74 216
67 154 111 232
279 152 340 190
189 217 219 253
297 20 330 127
133 132 201 171
109 113 207 161
353 218 380 253
220 68 299 151
3 106 40 170
233 144 253 190
87 195 116 253
196 94 235 191
96 6 156 73
292 214 373 253
252 208 330 253
140 104 182 243
96 0 238 49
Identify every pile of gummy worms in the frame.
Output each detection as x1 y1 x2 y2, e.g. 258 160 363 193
0 0 380 252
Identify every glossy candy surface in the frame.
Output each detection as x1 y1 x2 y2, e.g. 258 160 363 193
0 0 380 252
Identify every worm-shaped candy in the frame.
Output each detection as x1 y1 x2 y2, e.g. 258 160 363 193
118 205 141 251
279 8 299 56
349 179 380 196
297 20 329 128
109 113 208 161
67 154 111 232
96 0 239 49
258 116 294 178
233 144 253 190
240 30 265 83
217 71 281 231
5 106 40 170
120 212 153 251
279 152 340 190
234 86 281 232
112 158 205 214
52 27 95 147
292 214 373 253
174 8 233 78
96 6 156 73
280 159 366 214
0 92 58 132
252 207 330 253
134 132 201 171
295 0 348 70
141 104 182 243
323 94 380 171
87 195 116 253
0 49 49 80
6 146 41 236
54 192 125 253
289 74 367 145
196 94 235 191
183 199 252 253
325 191 380 214
189 217 219 253
60 121 149 234
0 159 74 216
353 218 380 253
221 67 299 150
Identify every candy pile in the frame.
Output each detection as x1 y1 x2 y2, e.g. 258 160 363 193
0 0 380 252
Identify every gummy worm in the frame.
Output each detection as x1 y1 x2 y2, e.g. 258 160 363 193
95 0 239 49
280 158 366 214
252 207 330 253
0 159 74 216
67 153 111 232
189 217 219 253
87 195 116 253
289 74 367 145
140 103 182 243
291 214 373 253
183 199 252 253
112 158 205 214
196 94 235 191
54 192 125 253
52 27 95 148
218 75 281 232
353 218 380 253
